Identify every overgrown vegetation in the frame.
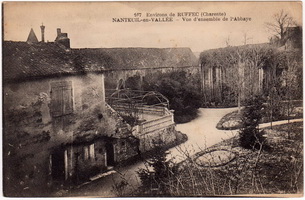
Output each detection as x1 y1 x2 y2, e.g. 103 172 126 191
113 92 302 196
116 122 303 196
125 71 202 123
239 96 268 150
137 147 178 196
216 100 303 130
200 44 302 108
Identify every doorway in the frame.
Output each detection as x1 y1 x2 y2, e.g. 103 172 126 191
105 142 115 166
51 149 65 181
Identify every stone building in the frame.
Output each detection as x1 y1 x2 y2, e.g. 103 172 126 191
283 26 302 49
269 26 302 50
3 27 189 196
3 40 137 195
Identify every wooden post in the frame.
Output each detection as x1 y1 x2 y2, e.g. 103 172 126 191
209 67 213 101
258 67 264 93
219 68 223 103
201 65 205 95
49 155 52 182
64 150 68 180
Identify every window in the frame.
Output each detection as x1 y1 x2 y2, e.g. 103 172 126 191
89 144 95 160
50 81 73 117
83 146 89 160
83 144 95 161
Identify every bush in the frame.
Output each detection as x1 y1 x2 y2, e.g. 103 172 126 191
137 145 178 196
143 71 202 123
239 96 267 150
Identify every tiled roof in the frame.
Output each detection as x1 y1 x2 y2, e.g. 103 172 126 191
74 47 198 70
3 41 104 82
3 41 198 82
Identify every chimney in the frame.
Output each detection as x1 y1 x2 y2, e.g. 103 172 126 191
55 28 70 49
40 23 45 42
57 28 61 36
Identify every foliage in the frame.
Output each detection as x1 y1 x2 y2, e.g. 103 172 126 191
142 70 202 123
137 147 178 196
216 100 303 130
134 121 303 196
125 75 142 90
266 49 303 100
239 96 267 150
200 44 302 107
265 86 282 122
200 44 275 107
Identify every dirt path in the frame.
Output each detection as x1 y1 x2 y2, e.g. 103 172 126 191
259 118 303 129
168 107 239 162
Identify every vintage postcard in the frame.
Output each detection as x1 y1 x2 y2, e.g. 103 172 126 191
2 1 303 197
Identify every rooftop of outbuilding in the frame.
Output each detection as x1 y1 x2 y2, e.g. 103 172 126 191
3 41 198 82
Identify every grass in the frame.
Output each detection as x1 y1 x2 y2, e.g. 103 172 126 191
216 106 303 130
131 122 303 196
195 121 303 195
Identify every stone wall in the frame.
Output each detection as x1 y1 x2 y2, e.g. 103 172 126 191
3 67 194 196
3 73 136 196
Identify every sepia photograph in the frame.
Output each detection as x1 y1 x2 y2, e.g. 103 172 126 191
2 1 303 197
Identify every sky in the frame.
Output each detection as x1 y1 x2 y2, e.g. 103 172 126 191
3 1 302 52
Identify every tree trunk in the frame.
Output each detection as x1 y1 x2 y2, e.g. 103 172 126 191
238 93 241 113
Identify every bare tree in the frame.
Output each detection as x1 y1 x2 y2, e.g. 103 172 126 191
242 31 253 45
265 9 296 40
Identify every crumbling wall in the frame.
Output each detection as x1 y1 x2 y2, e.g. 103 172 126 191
3 73 134 196
114 137 139 162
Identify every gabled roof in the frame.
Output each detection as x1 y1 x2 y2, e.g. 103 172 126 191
3 41 105 82
3 41 198 82
26 28 39 44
